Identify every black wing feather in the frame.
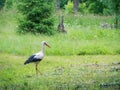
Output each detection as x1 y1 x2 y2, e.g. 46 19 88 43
28 55 35 61
24 55 42 65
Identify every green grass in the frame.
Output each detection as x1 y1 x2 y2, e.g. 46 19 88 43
0 53 120 90
0 29 120 56
0 9 120 56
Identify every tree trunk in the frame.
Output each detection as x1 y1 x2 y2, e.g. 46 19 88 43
56 0 60 10
114 1 119 29
73 0 79 13
114 16 118 29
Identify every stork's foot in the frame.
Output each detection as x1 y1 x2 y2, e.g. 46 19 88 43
38 70 42 74
26 75 32 78
36 70 42 75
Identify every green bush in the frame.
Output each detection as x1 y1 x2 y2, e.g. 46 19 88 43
17 0 55 35
103 8 112 15
78 3 87 13
0 0 5 10
86 0 106 14
59 0 68 9
4 0 13 9
65 1 73 13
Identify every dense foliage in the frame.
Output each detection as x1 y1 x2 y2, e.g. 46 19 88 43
86 0 105 14
17 0 55 35
0 0 5 10
103 0 120 29
59 0 68 9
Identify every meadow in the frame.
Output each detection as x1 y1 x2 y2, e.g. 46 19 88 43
0 9 120 90
0 54 120 90
0 10 120 56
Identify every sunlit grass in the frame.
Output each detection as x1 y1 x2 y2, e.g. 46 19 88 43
0 53 120 89
0 9 120 56
0 29 120 56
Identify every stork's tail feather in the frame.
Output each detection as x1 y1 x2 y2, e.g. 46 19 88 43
24 60 30 65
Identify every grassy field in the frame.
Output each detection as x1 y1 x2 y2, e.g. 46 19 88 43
0 53 120 90
0 9 120 89
0 10 120 56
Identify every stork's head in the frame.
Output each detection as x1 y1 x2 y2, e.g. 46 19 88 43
41 41 51 48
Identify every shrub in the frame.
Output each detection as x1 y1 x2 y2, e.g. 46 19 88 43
17 0 55 35
0 0 5 10
4 0 13 9
65 1 73 13
59 0 68 9
78 3 87 13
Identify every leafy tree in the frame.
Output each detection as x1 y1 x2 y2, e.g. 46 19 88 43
4 0 13 9
56 0 68 9
17 0 55 35
65 1 73 13
103 0 120 29
65 0 80 13
86 0 106 14
60 0 68 9
0 0 5 10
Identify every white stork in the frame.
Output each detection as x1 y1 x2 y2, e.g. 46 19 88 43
24 41 50 75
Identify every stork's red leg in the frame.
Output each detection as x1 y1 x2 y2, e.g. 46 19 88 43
35 63 41 75
35 64 38 75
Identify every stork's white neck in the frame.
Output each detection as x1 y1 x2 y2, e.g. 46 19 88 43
41 44 45 53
